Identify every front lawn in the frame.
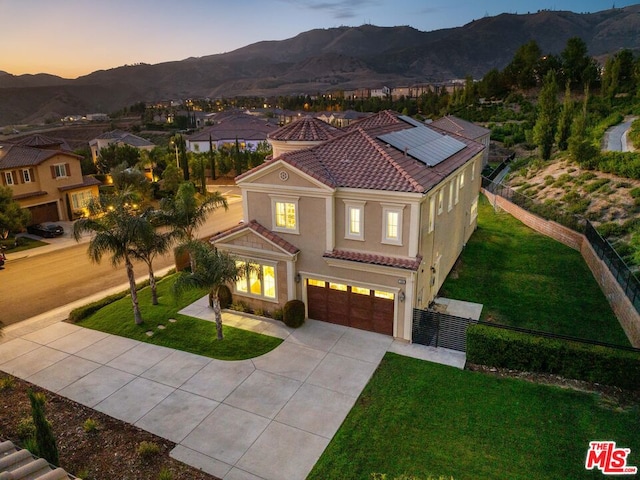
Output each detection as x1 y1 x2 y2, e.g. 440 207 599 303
77 275 282 360
1 235 47 252
308 353 639 480
440 194 630 346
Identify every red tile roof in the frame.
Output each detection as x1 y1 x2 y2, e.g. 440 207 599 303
12 134 71 151
324 249 422 271
0 143 80 169
210 220 300 255
188 114 278 142
429 115 490 141
268 116 341 142
237 111 484 193
58 175 102 191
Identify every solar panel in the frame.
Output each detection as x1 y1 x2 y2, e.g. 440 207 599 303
378 120 466 167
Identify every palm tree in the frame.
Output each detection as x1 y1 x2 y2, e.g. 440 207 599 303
173 241 240 340
73 190 147 325
159 182 227 271
130 212 176 305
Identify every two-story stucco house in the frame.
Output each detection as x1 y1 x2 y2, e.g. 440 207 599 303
89 130 155 164
210 111 484 342
0 135 101 223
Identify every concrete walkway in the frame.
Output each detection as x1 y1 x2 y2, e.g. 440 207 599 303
0 296 467 480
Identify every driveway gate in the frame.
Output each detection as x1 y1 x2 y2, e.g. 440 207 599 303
412 308 478 352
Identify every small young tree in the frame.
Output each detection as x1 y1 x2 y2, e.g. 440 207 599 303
28 390 59 466
532 70 559 160
555 82 574 151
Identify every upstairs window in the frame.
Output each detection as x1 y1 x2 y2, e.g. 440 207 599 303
4 172 15 185
459 170 465 189
437 189 444 215
271 196 299 234
428 197 435 233
52 163 69 178
344 201 365 241
22 169 33 183
448 181 454 212
382 204 404 245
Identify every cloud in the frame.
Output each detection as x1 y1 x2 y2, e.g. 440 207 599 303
284 0 381 20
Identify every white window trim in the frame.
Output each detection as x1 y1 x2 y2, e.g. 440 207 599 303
22 169 32 183
344 200 366 241
4 172 14 185
381 203 404 246
448 181 453 212
234 258 279 302
437 189 444 215
470 195 479 224
270 195 299 234
459 170 465 190
54 163 68 178
428 196 435 233
471 161 476 181
454 176 460 205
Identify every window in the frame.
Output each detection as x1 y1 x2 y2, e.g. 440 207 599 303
374 290 394 300
471 161 476 181
344 201 365 241
428 197 435 233
329 282 347 291
351 286 371 295
454 176 460 205
382 204 404 245
71 190 93 210
448 181 453 212
470 196 479 224
4 172 14 185
235 260 277 300
22 169 32 183
459 170 465 189
437 189 444 215
271 196 299 233
307 278 325 288
53 164 68 178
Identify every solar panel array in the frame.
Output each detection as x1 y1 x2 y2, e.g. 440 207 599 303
378 116 466 167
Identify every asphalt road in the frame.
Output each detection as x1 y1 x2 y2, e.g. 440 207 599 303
1 199 243 326
605 116 637 152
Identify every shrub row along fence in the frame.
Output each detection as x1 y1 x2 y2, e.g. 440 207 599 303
467 323 640 390
482 177 640 315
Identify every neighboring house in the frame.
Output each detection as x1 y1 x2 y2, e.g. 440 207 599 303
210 111 484 342
429 115 491 167
0 135 101 223
268 116 341 158
186 114 278 153
89 130 155 164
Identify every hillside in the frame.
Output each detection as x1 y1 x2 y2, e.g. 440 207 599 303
2 5 640 125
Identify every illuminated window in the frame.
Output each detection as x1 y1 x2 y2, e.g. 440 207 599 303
382 204 403 245
71 190 92 210
374 290 395 300
329 282 347 291
352 286 371 295
459 170 465 189
471 162 476 181
307 278 326 288
344 201 365 240
271 196 299 233
437 189 444 215
454 176 460 205
448 181 454 212
235 260 277 300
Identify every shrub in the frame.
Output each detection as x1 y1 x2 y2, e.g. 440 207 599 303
230 301 248 312
157 468 174 480
466 324 640 390
28 390 59 465
68 291 128 322
217 284 232 309
0 376 15 390
272 308 284 321
283 300 305 328
137 441 161 459
83 418 100 433
16 416 35 440
583 178 611 193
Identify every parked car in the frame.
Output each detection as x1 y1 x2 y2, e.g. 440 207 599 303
27 223 64 238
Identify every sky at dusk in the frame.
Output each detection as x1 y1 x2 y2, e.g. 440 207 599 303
2 0 637 79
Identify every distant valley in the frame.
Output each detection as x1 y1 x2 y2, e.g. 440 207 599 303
2 5 640 125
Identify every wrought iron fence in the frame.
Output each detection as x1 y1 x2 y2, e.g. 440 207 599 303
412 308 478 352
484 177 640 313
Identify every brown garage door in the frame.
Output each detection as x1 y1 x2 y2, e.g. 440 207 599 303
306 279 394 335
28 202 59 224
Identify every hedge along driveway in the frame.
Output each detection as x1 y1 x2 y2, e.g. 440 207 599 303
441 194 630 346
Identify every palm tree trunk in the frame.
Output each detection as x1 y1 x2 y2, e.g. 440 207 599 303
147 261 158 305
125 256 143 325
211 291 224 340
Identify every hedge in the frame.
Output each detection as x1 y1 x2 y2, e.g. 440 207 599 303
466 323 640 390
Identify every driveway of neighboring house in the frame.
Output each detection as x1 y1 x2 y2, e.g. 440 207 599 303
0 296 467 480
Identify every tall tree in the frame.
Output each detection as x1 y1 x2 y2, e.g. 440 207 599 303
568 84 599 167
28 391 59 466
173 241 240 340
533 70 559 160
561 37 597 90
74 189 147 324
503 40 542 90
0 186 30 239
159 182 227 271
97 143 141 174
209 134 217 180
556 82 574 151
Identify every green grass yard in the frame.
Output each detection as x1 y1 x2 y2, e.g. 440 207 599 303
77 275 282 360
308 353 639 480
440 194 630 346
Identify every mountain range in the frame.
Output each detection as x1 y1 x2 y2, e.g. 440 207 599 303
2 5 640 126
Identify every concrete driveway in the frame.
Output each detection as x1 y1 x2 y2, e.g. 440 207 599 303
0 298 466 480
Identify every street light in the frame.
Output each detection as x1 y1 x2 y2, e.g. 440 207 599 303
171 141 179 168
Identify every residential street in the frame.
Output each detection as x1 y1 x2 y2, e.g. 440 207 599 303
605 116 637 152
1 197 243 326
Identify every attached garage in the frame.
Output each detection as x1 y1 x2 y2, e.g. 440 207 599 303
28 202 59 224
306 278 395 335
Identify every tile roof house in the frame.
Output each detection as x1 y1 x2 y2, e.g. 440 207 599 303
429 115 491 166
186 114 278 153
211 111 484 342
1 136 101 224
268 116 341 158
88 130 155 164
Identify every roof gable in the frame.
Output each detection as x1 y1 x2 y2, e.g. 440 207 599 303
210 220 300 256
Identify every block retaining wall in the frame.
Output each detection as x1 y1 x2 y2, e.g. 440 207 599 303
482 188 640 347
